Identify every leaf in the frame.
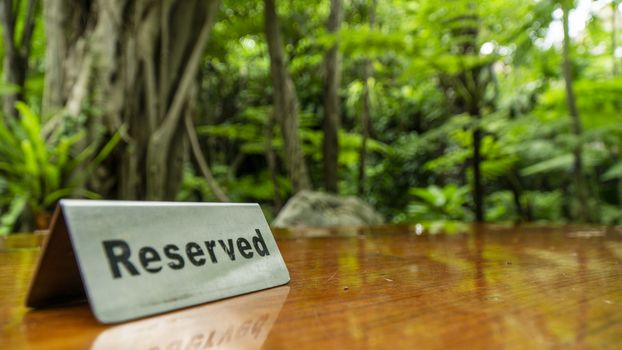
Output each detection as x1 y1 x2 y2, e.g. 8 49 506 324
20 141 35 174
602 162 622 181
0 194 28 236
67 129 124 189
90 129 123 168
55 132 86 170
43 188 101 207
197 124 260 141
16 102 48 167
482 156 518 180
0 82 19 95
520 154 573 177
410 186 445 207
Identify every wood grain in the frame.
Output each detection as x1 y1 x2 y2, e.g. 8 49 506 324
1 224 621 349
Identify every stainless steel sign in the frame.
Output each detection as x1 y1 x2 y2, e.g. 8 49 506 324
26 200 290 324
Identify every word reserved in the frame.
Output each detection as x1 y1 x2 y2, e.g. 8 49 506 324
102 229 271 279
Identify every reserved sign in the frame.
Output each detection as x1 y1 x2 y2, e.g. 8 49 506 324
26 200 290 324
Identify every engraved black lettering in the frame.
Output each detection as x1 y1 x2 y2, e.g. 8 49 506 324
237 238 254 259
163 244 185 270
204 240 218 263
186 242 206 266
219 239 236 261
102 228 272 279
102 240 140 278
252 229 270 256
139 246 162 273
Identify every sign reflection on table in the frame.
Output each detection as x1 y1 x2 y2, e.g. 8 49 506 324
91 286 289 350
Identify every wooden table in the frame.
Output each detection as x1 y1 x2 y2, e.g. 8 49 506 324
2 224 622 349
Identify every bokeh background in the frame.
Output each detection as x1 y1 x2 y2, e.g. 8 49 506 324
1 0 621 234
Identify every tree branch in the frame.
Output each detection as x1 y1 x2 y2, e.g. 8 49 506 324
145 0 220 199
185 113 230 202
21 0 38 57
159 0 173 119
155 0 220 143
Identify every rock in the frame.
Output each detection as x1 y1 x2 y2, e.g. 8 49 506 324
272 190 385 228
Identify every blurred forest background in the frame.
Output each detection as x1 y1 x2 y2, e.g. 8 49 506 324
1 0 621 234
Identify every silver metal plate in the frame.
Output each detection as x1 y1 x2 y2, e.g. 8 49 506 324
27 200 290 324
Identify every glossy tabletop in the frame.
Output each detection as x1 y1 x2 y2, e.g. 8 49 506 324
1 224 622 349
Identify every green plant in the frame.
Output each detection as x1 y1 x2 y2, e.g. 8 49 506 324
401 184 472 222
0 102 122 234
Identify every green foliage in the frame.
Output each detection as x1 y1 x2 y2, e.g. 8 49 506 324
525 190 565 222
0 103 121 234
3 0 622 230
399 184 472 222
603 162 622 181
521 154 573 177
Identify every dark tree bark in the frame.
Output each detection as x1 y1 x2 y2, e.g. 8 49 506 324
561 0 589 221
265 111 283 211
322 0 343 193
0 0 39 120
442 6 487 221
472 125 484 221
507 171 529 222
357 0 376 196
42 0 221 200
264 0 311 193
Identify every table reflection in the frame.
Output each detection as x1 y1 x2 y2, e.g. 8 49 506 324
3 226 622 349
91 286 289 350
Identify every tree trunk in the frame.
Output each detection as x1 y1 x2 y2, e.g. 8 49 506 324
562 0 589 222
0 0 38 120
357 0 376 196
613 1 619 76
265 111 283 211
444 4 486 221
612 1 622 207
472 126 484 221
42 0 220 200
322 0 343 193
41 0 69 117
508 172 527 222
264 0 311 193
